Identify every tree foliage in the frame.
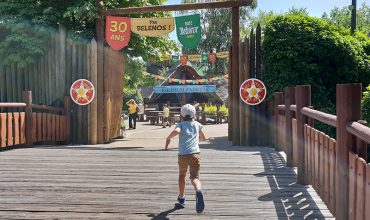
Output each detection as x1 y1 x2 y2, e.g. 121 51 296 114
263 15 370 111
362 85 370 124
322 2 370 35
0 0 177 67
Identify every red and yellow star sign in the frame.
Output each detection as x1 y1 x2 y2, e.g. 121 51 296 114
70 79 95 105
240 78 267 105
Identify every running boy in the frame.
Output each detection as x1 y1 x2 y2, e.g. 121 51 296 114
165 104 206 213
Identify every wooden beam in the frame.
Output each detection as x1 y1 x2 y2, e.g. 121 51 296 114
103 0 253 16
231 6 240 146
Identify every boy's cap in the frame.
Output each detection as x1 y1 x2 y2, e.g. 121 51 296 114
181 104 196 118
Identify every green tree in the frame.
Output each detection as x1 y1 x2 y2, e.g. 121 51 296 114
263 15 370 109
322 2 370 35
0 0 177 67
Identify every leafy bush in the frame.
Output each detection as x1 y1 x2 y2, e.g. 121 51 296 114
204 104 228 117
362 85 370 124
263 15 370 111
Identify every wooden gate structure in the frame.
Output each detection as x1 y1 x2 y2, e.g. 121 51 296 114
96 0 257 145
0 28 125 145
274 83 370 220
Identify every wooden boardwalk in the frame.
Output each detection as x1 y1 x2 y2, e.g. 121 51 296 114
0 122 333 219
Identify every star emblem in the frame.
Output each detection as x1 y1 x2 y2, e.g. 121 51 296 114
74 81 90 101
245 80 261 100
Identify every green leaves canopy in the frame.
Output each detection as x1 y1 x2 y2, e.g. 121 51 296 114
263 15 370 110
0 0 177 67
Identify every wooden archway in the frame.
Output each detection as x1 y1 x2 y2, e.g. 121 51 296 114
95 0 253 144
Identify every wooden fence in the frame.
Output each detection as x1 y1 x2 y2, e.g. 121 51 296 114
229 24 271 146
0 91 70 148
0 28 125 144
274 83 370 220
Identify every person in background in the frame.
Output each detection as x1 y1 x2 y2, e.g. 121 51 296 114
126 99 138 129
162 104 171 128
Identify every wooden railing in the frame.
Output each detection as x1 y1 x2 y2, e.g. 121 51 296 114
0 91 70 149
274 83 370 220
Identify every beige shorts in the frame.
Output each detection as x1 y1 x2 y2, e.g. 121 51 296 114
178 153 201 180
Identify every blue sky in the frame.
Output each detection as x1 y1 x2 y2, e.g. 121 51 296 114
165 0 367 17
165 0 367 41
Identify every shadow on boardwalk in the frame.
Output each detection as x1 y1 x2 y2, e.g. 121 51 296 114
201 136 330 219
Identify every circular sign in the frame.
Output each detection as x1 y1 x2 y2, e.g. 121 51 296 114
70 79 95 105
240 78 267 105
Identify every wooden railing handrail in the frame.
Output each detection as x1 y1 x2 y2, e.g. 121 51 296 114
346 121 370 143
277 105 285 111
301 107 337 127
289 104 296 112
0 102 27 108
31 104 65 114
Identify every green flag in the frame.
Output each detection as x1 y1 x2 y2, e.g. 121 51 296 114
201 54 208 63
172 55 179 65
175 14 201 49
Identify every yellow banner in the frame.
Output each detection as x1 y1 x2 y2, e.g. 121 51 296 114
131 17 175 37
188 55 201 62
216 51 229 58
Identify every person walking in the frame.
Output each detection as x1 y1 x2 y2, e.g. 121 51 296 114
126 99 138 129
162 104 171 128
165 104 206 213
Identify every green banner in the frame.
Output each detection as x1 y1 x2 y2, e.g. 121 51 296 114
172 55 179 64
175 14 201 49
201 54 208 63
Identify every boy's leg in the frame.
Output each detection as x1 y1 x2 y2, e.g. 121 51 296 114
178 156 188 198
189 154 205 213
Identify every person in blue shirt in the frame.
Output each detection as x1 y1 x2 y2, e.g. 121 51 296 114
165 104 206 213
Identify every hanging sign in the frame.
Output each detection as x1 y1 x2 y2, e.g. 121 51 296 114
180 55 188 65
131 17 175 37
188 55 201 62
154 85 216 94
172 56 179 64
209 53 217 64
216 51 229 58
240 78 267 106
201 54 209 63
175 14 201 49
70 79 95 106
106 16 131 50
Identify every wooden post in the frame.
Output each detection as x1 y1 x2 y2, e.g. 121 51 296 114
239 40 246 145
96 0 105 144
285 87 295 167
335 83 362 220
231 6 240 145
228 46 232 141
244 38 250 146
295 85 311 185
23 91 33 147
274 92 283 151
89 39 98 145
63 96 71 144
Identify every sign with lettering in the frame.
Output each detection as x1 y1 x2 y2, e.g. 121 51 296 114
180 55 188 65
240 78 267 105
70 79 95 105
216 51 229 58
175 14 201 49
209 53 217 64
154 85 216 94
106 16 131 50
188 54 201 62
131 17 175 37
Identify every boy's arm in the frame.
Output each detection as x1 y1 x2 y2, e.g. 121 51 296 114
165 127 180 150
199 130 206 141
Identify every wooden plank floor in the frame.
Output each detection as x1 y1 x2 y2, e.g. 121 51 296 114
0 122 334 219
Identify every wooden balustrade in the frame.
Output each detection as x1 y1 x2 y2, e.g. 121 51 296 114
273 83 369 220
0 91 70 149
